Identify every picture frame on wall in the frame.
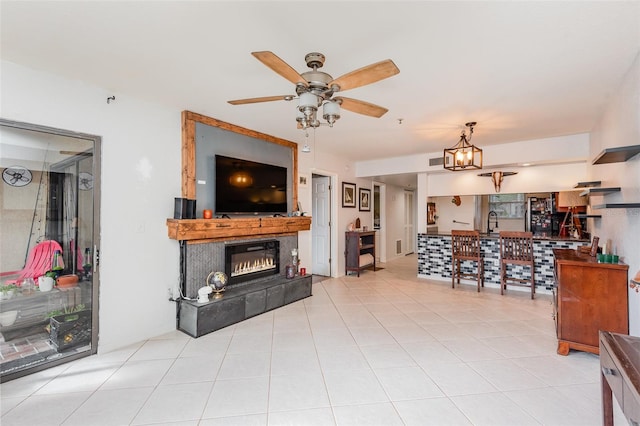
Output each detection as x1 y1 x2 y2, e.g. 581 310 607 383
359 188 371 211
342 182 356 208
298 174 308 188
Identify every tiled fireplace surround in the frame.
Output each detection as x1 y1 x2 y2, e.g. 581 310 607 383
177 234 311 338
183 235 297 299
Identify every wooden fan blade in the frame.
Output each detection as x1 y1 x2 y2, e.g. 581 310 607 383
335 97 389 118
228 95 293 105
330 59 399 92
251 51 308 86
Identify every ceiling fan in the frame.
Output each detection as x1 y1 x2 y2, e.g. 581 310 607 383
228 51 400 129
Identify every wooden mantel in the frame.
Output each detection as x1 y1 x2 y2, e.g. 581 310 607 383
166 216 311 242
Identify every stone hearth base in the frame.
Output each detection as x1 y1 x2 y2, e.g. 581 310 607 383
178 274 312 338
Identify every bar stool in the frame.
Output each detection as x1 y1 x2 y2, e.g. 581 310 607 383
451 230 484 292
499 231 535 299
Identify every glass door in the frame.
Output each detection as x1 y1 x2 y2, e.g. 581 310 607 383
0 119 100 381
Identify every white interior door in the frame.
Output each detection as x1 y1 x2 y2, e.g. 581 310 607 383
404 190 415 255
312 175 331 276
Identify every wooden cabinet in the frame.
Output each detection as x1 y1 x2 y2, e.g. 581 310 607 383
600 331 640 426
553 248 628 355
345 231 376 276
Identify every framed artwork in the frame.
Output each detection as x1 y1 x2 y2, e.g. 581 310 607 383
427 202 436 225
359 188 371 211
342 182 356 208
298 174 308 187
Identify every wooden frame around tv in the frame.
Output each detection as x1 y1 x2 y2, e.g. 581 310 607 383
181 111 298 209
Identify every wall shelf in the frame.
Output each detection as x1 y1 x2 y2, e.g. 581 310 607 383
592 203 640 209
574 181 602 188
593 144 640 164
574 214 602 219
578 187 621 197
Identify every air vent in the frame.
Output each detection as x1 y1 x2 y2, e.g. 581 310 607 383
396 239 402 255
429 157 444 166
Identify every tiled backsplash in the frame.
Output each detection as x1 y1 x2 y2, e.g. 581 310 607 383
418 234 584 292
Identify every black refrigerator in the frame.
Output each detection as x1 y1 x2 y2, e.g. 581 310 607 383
525 195 562 237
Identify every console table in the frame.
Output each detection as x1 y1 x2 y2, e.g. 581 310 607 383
553 248 628 355
600 331 640 426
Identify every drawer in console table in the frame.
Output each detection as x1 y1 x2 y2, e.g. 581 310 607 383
600 331 640 426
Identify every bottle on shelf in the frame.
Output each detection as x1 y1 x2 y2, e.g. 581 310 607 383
51 249 64 278
83 247 92 278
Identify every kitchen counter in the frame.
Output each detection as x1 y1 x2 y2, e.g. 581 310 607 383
418 234 587 292
425 231 589 242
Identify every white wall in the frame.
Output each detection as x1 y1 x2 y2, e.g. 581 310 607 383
426 163 588 197
356 133 589 178
297 143 375 277
359 134 590 238
431 196 476 234
588 51 640 336
2 61 181 353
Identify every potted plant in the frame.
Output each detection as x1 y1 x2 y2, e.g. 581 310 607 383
38 271 56 292
0 284 18 300
45 304 91 351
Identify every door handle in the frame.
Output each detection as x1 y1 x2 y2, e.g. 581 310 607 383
601 367 616 376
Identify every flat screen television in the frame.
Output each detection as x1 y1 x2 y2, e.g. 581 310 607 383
215 154 288 215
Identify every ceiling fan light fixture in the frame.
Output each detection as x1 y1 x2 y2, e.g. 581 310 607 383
443 122 483 171
322 101 341 127
229 51 400 129
298 92 318 117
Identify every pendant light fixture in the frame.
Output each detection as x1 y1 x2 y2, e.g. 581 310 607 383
443 122 483 171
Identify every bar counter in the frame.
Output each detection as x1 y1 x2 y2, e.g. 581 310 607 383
418 233 588 293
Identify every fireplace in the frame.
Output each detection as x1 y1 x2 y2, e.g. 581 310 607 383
225 240 280 285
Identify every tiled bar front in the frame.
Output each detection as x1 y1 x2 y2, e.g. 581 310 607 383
418 234 586 293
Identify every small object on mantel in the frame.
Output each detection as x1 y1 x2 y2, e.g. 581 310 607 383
631 270 640 293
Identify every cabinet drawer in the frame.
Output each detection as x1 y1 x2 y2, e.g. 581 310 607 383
624 381 640 426
601 345 623 403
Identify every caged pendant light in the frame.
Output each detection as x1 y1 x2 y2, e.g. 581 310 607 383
443 122 483 171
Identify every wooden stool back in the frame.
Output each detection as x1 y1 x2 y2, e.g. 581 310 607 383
451 230 484 292
499 231 535 298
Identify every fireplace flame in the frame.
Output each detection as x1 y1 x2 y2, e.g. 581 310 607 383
232 257 276 277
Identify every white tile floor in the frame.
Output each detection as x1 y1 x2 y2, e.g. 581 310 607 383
0 255 626 425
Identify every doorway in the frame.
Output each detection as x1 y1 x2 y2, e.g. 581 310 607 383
404 190 415 255
0 119 100 381
373 182 386 263
311 173 333 277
